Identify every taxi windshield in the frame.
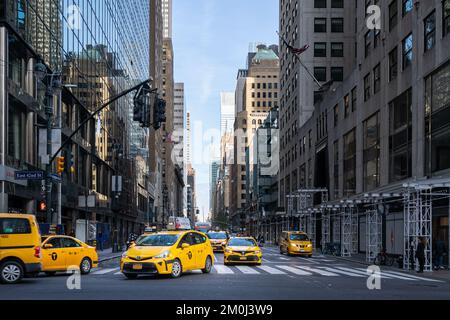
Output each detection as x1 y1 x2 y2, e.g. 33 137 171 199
227 238 256 247
207 232 227 240
136 234 180 247
290 234 309 241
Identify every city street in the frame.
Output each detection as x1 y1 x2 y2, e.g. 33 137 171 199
1 247 449 300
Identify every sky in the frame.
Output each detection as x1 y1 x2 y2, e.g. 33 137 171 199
172 0 279 221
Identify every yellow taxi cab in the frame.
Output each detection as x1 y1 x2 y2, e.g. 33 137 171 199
0 213 42 284
120 230 214 279
223 237 262 265
41 235 98 275
206 231 229 252
279 231 313 257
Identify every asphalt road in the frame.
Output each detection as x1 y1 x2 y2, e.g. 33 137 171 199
1 246 450 300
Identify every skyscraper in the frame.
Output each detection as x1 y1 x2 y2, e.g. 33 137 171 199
161 0 172 38
220 92 235 136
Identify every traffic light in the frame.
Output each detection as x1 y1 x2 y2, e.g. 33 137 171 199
69 152 75 174
153 98 167 130
56 156 65 174
133 95 144 123
38 200 47 212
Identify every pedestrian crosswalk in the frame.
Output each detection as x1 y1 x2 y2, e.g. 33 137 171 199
90 265 442 283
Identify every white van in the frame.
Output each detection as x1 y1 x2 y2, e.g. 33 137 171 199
167 216 191 230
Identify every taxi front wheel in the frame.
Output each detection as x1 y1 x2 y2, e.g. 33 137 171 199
170 259 182 278
202 256 212 274
80 257 92 275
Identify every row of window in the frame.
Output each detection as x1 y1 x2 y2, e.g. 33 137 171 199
314 42 344 57
313 66 344 82
251 82 278 90
314 0 344 8
314 17 344 33
251 92 278 99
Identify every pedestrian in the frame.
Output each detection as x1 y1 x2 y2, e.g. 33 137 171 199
416 236 426 273
98 230 104 252
434 235 447 270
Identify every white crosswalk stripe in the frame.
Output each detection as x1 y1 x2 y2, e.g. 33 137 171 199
213 265 234 274
378 270 443 282
91 268 119 275
317 267 365 277
295 266 339 276
335 267 399 279
257 265 287 275
354 268 422 281
276 265 312 275
114 271 122 275
236 266 260 274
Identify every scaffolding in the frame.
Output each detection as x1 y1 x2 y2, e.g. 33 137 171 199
321 207 331 245
403 185 433 271
332 213 341 244
365 207 382 263
341 206 353 257
351 210 359 254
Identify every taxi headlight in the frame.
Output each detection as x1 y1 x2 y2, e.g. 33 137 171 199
121 252 128 259
155 251 170 259
254 250 261 255
307 244 313 248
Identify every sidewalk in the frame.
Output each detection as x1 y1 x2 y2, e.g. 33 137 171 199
322 252 450 282
97 248 125 262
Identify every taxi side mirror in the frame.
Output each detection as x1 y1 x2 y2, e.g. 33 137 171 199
43 243 53 249
181 243 190 249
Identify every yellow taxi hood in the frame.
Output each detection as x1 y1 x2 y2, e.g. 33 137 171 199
226 246 260 251
126 246 170 257
289 240 312 244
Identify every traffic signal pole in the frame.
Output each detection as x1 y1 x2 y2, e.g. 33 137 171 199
44 78 152 223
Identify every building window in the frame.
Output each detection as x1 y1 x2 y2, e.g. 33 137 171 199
314 91 323 104
444 0 450 37
331 18 344 33
314 18 327 32
331 0 344 8
373 63 381 94
314 67 327 82
364 73 371 101
344 94 350 118
331 42 344 57
389 46 398 81
331 67 343 82
314 42 327 57
343 129 356 196
334 104 339 127
425 61 450 174
364 31 372 57
424 11 436 52
389 0 398 31
314 0 327 8
389 88 412 182
351 87 357 112
363 113 380 191
402 33 413 70
402 0 413 16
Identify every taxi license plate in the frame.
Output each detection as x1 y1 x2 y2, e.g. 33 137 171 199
240 256 247 260
132 264 143 270
300 250 305 253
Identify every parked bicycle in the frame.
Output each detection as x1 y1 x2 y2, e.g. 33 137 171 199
374 248 395 266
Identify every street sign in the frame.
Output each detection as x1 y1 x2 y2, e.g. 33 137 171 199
14 171 45 181
49 173 62 182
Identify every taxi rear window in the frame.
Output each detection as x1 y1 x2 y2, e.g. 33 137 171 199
0 218 31 234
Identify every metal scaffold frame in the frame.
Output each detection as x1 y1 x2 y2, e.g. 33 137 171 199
341 206 353 257
351 210 359 254
332 213 341 244
403 185 433 271
365 207 382 263
321 207 331 245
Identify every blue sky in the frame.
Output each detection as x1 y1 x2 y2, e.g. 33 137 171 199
172 0 279 221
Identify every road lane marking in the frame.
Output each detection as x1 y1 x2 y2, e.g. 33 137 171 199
295 266 339 276
91 268 119 275
335 267 395 279
257 265 287 275
236 266 260 274
378 270 443 282
278 257 289 260
276 265 313 275
114 271 122 275
317 267 365 277
213 265 234 274
354 268 422 281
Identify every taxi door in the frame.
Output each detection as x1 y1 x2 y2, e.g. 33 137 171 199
42 237 66 271
192 233 207 269
61 237 83 268
177 233 195 271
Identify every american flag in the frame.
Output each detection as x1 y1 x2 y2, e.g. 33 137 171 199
289 44 310 55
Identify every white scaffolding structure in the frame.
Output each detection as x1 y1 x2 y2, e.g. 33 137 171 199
365 207 382 263
351 211 359 254
403 184 435 271
340 206 354 257
332 213 341 244
320 206 331 245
